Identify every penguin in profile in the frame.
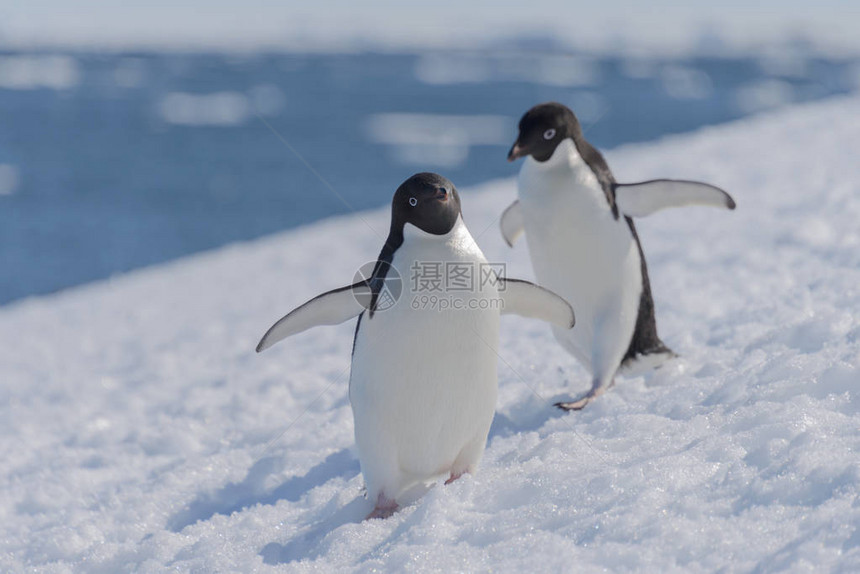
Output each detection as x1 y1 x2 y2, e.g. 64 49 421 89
257 173 575 519
503 102 735 411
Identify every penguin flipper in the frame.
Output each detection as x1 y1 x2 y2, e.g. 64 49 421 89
256 282 370 352
498 278 575 329
499 200 525 247
613 179 736 218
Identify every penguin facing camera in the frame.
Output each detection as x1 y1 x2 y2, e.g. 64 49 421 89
258 172 575 519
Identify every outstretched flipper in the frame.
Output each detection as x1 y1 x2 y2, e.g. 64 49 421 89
256 282 370 352
499 200 525 247
498 278 575 329
613 179 736 218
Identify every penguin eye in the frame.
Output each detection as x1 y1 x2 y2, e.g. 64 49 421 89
543 128 556 140
409 197 418 207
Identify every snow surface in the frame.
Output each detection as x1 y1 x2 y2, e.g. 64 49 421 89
2 96 860 572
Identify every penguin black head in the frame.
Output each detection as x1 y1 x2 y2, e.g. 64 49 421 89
391 172 462 236
508 102 582 163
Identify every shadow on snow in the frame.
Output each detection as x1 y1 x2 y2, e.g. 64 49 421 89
166 448 360 533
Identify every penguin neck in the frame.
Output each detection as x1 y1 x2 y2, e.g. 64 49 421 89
519 137 611 216
521 138 592 190
402 214 468 244
400 215 480 259
524 138 585 174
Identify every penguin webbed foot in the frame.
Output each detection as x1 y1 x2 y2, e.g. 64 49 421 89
444 471 465 485
555 379 613 411
365 504 398 520
365 493 399 520
554 397 592 411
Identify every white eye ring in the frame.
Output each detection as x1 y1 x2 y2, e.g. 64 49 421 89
543 128 556 140
409 197 418 206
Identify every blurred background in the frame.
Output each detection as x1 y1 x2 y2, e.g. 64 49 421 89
2 0 859 304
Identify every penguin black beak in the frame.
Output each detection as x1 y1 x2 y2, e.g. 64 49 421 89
434 187 449 201
507 141 527 162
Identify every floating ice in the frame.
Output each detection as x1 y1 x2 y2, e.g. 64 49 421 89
159 91 252 127
661 65 713 100
366 113 511 167
413 53 598 87
0 164 19 196
0 55 80 91
735 79 795 113
413 54 492 85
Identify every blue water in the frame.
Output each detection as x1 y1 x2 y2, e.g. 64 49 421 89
0 50 856 304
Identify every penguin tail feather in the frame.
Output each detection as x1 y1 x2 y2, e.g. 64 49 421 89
618 345 677 376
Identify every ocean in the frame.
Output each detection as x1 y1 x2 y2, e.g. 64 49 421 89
0 49 856 304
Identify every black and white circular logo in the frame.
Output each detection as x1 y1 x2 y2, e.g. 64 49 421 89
352 260 402 312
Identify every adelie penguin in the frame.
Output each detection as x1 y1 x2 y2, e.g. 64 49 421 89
503 102 736 411
257 173 575 519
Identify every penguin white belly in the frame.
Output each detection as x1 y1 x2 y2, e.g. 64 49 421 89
518 152 642 379
349 223 499 501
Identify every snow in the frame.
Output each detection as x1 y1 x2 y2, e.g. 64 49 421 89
2 96 860 572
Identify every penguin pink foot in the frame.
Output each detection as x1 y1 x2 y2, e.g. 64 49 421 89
555 379 613 411
366 493 398 520
444 471 466 485
555 396 592 411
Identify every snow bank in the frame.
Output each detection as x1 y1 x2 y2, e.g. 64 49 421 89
1 96 859 572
